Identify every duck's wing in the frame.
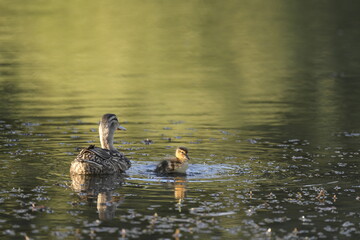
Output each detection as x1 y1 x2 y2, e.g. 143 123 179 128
76 145 111 163
71 145 110 174
71 145 130 174
155 160 170 174
87 145 112 161
155 159 183 174
90 146 131 172
110 151 131 171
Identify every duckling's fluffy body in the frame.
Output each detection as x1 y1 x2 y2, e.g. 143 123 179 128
70 114 131 175
155 147 190 175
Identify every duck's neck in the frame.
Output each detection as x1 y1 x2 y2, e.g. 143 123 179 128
99 127 117 152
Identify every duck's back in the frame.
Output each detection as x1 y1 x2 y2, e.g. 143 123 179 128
70 145 131 175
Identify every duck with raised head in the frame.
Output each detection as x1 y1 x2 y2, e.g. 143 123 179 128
70 114 131 175
155 147 190 175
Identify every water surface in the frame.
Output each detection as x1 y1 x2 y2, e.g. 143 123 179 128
1 1 360 239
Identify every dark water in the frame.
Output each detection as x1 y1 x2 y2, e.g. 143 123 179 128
1 1 360 239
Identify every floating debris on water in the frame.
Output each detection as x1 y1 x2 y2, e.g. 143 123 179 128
143 139 153 145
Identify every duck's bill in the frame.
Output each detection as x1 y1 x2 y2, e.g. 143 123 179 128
117 125 127 131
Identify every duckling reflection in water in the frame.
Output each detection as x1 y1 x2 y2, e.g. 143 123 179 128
174 177 186 200
159 176 187 212
155 147 190 175
70 114 131 175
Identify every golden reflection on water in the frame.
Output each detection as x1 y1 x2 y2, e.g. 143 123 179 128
174 177 186 201
1 0 358 141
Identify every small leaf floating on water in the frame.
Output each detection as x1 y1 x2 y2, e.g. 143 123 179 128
24 233 31 240
30 203 48 212
266 228 271 237
173 228 181 239
296 192 302 199
316 189 326 200
248 191 253 199
121 228 126 238
89 230 96 239
333 194 337 202
267 192 276 199
143 139 153 145
149 213 158 226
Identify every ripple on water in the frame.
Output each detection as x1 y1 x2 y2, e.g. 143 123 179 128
127 161 240 182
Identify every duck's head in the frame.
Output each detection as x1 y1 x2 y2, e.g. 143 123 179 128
99 113 126 150
175 147 190 162
100 114 126 132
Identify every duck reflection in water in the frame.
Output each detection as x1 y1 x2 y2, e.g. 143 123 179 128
70 174 125 220
161 176 187 213
173 176 187 200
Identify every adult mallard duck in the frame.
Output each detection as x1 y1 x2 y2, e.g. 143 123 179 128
155 147 190 175
70 114 131 175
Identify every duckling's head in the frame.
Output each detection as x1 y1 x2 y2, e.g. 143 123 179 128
175 147 190 162
99 113 126 150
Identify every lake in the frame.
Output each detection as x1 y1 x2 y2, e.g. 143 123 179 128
1 0 360 239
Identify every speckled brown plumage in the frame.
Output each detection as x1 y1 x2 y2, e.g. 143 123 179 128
70 145 130 175
70 114 130 175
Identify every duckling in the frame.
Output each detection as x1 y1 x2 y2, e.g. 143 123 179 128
155 147 190 175
70 114 131 175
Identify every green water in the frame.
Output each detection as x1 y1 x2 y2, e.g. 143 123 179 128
1 1 360 239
